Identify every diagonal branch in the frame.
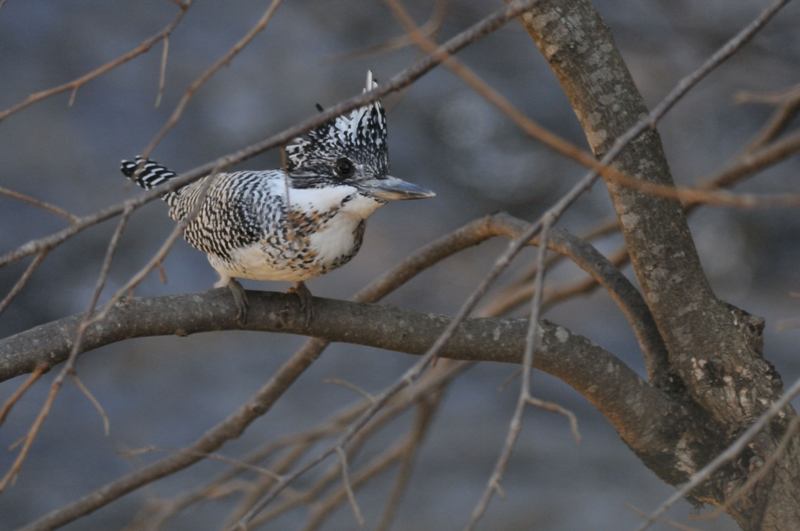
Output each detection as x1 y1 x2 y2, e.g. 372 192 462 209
0 1 192 122
141 0 283 157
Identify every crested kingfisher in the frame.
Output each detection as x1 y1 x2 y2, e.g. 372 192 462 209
121 71 435 324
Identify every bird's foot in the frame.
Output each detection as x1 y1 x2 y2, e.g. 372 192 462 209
226 279 249 326
288 281 313 328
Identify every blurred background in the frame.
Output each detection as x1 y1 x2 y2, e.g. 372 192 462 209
1 1 799 529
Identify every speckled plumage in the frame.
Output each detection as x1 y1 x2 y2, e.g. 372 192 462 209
120 72 434 296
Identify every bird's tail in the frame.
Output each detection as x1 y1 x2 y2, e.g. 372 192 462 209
120 156 178 190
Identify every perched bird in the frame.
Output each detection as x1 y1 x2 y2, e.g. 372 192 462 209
121 71 435 324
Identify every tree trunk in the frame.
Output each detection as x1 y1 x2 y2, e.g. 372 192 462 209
518 1 800 529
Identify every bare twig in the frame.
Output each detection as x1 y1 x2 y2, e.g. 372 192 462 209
740 84 800 151
526 396 581 443
375 397 440 531
299 392 445 531
120 445 285 481
324 378 376 404
627 504 702 531
155 35 170 108
0 186 79 224
142 0 284 157
70 373 110 437
335 446 365 527
302 442 407 531
331 0 449 61
0 363 48 425
0 251 48 317
0 1 192 122
492 123 800 320
465 217 553 530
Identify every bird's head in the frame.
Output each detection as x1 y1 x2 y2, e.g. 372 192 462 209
285 71 434 202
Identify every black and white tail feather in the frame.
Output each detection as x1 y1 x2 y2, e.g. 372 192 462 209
120 156 178 191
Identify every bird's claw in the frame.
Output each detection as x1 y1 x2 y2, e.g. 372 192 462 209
288 282 314 328
227 279 249 326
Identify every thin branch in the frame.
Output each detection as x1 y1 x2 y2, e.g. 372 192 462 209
525 396 581 443
120 446 285 481
375 397 440 531
697 129 800 195
465 216 552 530
154 35 170 108
304 388 443 531
70 373 110 437
0 186 79 224
0 362 47 425
0 251 48 317
335 447 365 528
0 1 192 122
627 504 702 531
141 0 284 157
324 378 376 404
740 84 800 151
330 0 449 61
303 442 407 531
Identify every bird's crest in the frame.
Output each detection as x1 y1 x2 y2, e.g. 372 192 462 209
285 71 388 180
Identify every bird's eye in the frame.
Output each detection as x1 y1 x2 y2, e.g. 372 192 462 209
335 157 355 178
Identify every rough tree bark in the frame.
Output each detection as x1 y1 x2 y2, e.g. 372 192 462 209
521 1 800 529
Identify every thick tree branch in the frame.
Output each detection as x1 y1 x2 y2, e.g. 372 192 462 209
1 289 704 492
0 291 638 406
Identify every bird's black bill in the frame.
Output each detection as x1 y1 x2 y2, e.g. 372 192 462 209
359 176 436 201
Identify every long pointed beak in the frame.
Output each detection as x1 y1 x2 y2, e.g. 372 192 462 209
359 176 436 201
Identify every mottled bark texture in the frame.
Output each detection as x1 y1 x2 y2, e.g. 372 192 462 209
520 1 800 529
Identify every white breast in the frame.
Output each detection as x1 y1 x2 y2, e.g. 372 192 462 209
209 183 384 283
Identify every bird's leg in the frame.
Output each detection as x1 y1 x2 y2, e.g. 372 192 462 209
216 275 248 326
288 281 313 328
